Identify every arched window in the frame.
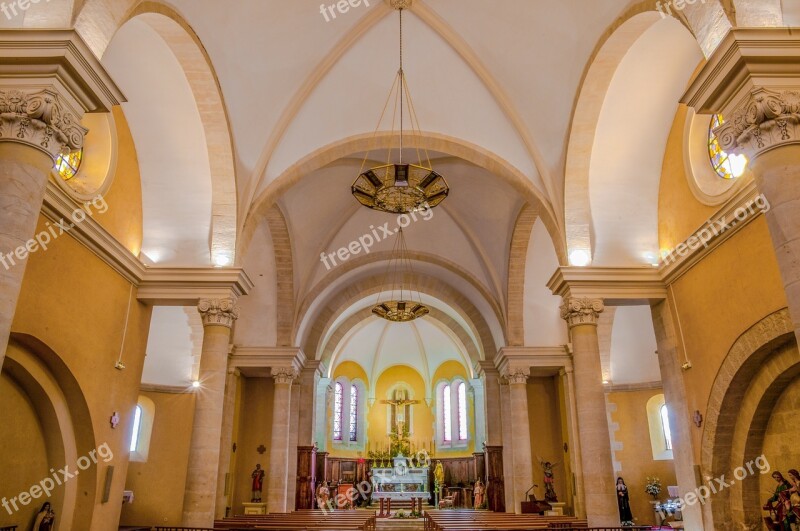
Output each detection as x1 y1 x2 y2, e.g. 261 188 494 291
130 396 155 462
708 114 747 179
660 403 673 451
646 393 673 460
333 382 344 441
437 379 469 448
349 384 358 442
442 384 452 442
457 382 467 441
130 405 143 452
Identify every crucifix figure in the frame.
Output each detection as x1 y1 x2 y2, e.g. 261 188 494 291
382 388 420 436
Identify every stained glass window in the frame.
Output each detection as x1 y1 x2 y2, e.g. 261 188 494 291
55 149 83 181
333 382 343 441
457 382 467 441
130 405 142 452
708 114 747 179
442 384 451 442
349 384 358 442
660 403 672 451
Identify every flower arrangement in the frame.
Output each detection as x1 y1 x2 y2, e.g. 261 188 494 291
645 476 662 500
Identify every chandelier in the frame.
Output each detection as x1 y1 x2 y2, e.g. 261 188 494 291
372 228 429 322
351 0 449 214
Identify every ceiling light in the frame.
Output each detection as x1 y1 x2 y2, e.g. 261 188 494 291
569 249 591 267
372 228 428 322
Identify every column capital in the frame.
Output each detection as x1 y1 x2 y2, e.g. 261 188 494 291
198 297 239 328
560 297 604 328
271 366 298 384
0 88 88 160
682 28 800 161
503 368 529 385
713 87 800 160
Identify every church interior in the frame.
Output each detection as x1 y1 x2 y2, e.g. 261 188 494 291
1 1 800 530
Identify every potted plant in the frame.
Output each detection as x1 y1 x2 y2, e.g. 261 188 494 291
645 476 662 513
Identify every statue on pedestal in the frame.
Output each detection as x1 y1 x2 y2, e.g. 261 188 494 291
316 481 330 509
537 458 559 503
473 478 486 509
251 464 265 502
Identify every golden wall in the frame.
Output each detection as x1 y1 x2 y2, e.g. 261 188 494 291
232 377 275 513
526 376 568 507
607 389 677 526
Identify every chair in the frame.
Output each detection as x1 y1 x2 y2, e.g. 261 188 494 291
438 493 455 509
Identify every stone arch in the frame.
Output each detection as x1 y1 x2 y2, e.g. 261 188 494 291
2 333 96 530
96 2 238 265
263 204 294 347
506 204 538 346
242 132 565 267
701 308 797 529
301 270 498 365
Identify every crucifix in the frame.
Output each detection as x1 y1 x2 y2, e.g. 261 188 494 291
382 388 420 436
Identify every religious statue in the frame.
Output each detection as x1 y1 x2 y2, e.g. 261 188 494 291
316 481 330 509
473 478 486 509
434 460 445 487
251 464 265 502
616 477 634 527
764 471 796 530
538 457 559 502
33 502 55 531
382 388 420 450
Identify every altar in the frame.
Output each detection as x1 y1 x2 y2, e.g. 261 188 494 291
371 461 430 502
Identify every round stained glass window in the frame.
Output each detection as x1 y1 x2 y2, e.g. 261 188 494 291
708 114 747 179
55 149 83 181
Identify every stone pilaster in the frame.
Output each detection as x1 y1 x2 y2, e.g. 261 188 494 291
182 298 239 527
215 367 240 519
559 366 585 518
314 376 332 451
560 298 617 526
504 368 533 514
683 29 800 348
498 377 515 512
650 300 704 529
267 366 297 513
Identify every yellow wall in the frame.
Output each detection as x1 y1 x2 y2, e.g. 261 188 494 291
527 376 568 506
2 105 149 530
119 390 195 527
607 389 677 527
232 377 274 514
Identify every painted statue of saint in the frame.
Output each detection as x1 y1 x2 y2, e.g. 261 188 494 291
473 478 485 509
33 502 55 531
251 464 265 502
316 482 330 509
434 460 445 487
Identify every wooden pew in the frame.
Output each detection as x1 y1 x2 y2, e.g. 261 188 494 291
213 510 376 531
423 509 587 531
0 526 18 531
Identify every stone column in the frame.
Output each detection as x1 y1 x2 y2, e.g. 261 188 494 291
682 29 800 346
504 369 534 514
287 380 301 509
215 368 240 519
296 363 321 509
182 298 239 527
498 377 515 512
470 377 487 449
267 367 297 513
650 300 704 529
314 376 332 452
0 89 87 371
558 367 585 518
560 298 617 526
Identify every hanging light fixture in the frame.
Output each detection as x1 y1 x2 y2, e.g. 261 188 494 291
351 0 449 214
372 228 429 322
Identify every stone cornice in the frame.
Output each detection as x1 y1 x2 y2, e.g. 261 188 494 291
229 346 307 377
681 28 800 158
494 346 572 376
547 266 665 303
140 383 196 394
603 381 662 393
0 29 125 113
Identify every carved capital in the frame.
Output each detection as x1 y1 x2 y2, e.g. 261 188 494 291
560 297 604 328
714 87 800 160
503 369 528 385
272 367 298 384
198 297 239 328
0 89 88 161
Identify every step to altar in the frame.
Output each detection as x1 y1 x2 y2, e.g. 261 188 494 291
376 518 424 531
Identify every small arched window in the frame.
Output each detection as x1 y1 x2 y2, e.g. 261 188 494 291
349 384 358 442
442 384 452 442
55 149 83 181
130 405 143 452
457 382 467 441
333 382 344 441
660 403 673 451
